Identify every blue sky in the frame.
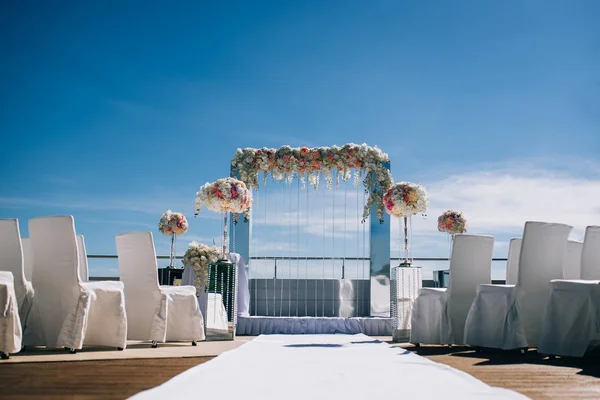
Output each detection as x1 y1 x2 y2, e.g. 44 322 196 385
1 1 599 279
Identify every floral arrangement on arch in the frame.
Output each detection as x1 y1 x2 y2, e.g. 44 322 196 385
438 210 467 234
230 143 392 222
182 241 220 292
383 182 428 218
195 177 253 222
158 210 188 235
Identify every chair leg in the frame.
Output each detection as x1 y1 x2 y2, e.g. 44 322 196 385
0 352 9 360
191 341 197 346
151 341 158 348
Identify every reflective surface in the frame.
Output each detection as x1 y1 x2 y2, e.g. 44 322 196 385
204 260 238 341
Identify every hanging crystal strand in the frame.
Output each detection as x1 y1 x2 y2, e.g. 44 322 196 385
263 173 267 316
362 183 366 316
169 233 176 268
220 214 224 258
279 180 284 317
356 173 360 316
288 175 292 317
321 189 325 317
222 212 228 259
273 178 278 317
409 215 413 264
296 177 300 317
331 173 336 317
343 182 347 280
398 217 402 266
305 177 309 317
403 217 409 265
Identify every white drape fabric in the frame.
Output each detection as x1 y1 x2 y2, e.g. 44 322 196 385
505 238 521 285
562 240 583 280
538 226 600 357
24 216 127 349
0 219 34 330
21 238 33 282
0 272 22 355
77 235 89 282
410 234 494 345
128 334 528 400
236 316 393 335
464 221 572 349
116 232 204 342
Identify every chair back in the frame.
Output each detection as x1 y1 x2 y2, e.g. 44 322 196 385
447 234 494 344
28 215 81 346
77 235 89 282
505 238 522 285
115 231 162 340
21 238 34 282
562 240 583 280
581 226 600 280
0 219 27 293
515 221 572 346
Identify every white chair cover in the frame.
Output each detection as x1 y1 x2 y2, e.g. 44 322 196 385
77 235 89 282
0 219 34 330
410 234 494 345
464 221 572 349
116 232 204 342
538 226 600 357
562 240 583 280
0 272 22 355
505 238 521 285
24 216 127 349
21 238 33 282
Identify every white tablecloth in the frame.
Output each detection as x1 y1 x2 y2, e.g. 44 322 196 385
181 253 250 317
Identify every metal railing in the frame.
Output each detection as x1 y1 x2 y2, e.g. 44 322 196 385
88 255 509 280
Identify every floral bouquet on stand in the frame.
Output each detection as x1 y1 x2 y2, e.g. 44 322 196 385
194 177 253 258
182 241 220 294
383 182 428 266
437 210 467 235
438 210 467 261
158 210 188 268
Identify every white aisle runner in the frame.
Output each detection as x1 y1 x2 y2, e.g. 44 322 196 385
129 334 528 400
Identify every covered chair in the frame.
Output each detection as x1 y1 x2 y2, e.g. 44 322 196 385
0 272 22 359
410 234 494 346
0 219 34 330
505 238 521 285
464 221 572 350
562 240 583 280
538 226 600 357
24 216 127 352
116 232 204 346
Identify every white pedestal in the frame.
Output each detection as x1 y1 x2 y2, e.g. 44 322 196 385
391 266 422 342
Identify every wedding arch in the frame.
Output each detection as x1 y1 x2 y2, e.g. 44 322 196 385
230 143 392 320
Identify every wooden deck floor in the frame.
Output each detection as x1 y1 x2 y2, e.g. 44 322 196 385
404 345 600 400
1 346 599 399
